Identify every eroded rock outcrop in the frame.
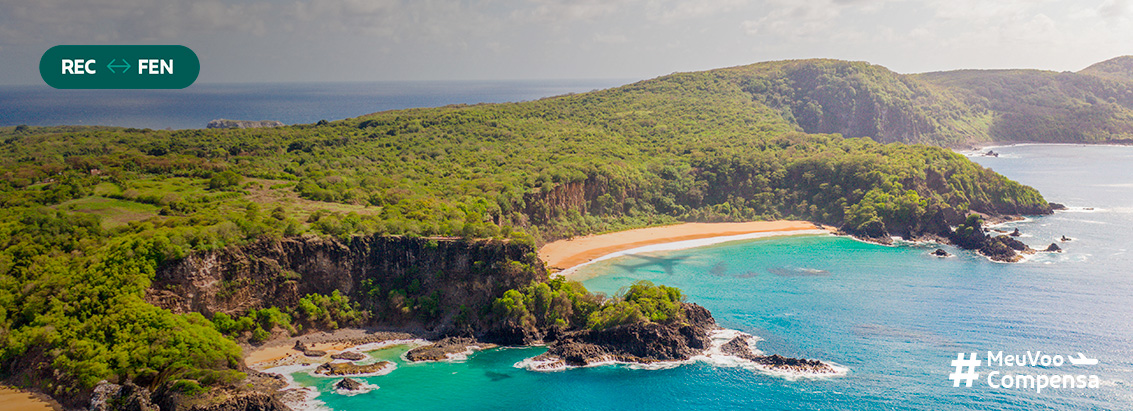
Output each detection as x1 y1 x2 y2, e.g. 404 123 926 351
405 337 497 362
314 361 392 376
334 378 363 392
532 303 715 367
91 380 290 411
147 236 546 336
719 336 837 374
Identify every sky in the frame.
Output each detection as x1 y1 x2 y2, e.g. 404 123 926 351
1 0 1131 85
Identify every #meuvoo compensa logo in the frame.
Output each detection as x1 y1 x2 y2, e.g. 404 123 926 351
949 351 1101 393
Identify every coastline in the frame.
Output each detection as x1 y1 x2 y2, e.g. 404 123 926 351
244 328 420 368
0 386 62 411
539 221 826 277
539 221 824 273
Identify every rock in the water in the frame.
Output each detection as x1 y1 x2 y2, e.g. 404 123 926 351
719 336 836 374
1049 202 1067 210
1044 243 1062 252
332 351 367 361
932 248 951 257
315 361 392 376
1060 235 1072 242
206 119 284 129
334 378 364 391
984 150 999 157
406 337 497 362
980 236 1030 262
1009 228 1021 237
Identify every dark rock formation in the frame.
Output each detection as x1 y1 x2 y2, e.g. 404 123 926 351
947 215 1036 262
984 150 999 157
102 383 158 411
315 361 392 376
932 248 951 257
331 351 367 361
1049 202 1067 210
1061 235 1072 242
405 337 497 362
147 235 546 338
719 336 837 374
533 303 715 367
1044 243 1062 252
302 350 327 357
1010 228 1021 237
334 378 364 391
92 377 289 411
152 391 288 411
980 235 1031 262
206 119 284 129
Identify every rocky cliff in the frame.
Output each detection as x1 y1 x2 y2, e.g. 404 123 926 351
147 235 546 335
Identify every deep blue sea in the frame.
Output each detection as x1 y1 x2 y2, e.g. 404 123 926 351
0 80 627 130
280 144 1133 410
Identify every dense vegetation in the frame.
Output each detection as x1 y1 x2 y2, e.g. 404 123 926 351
917 64 1133 143
493 279 684 332
210 290 368 344
0 58 1061 404
729 59 989 146
721 56 1133 146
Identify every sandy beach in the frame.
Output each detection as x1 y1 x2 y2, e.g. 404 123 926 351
0 387 61 411
244 328 419 368
539 221 822 272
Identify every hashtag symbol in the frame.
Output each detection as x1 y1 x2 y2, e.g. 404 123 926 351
949 352 980 387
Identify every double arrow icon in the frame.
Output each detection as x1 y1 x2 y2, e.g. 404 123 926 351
106 59 131 74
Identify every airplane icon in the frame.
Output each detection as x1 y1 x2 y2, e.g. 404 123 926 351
1067 353 1098 366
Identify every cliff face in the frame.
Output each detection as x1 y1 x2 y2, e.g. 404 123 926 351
734 59 986 146
521 176 639 226
147 235 546 335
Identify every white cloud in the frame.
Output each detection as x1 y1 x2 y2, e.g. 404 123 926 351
1096 0 1130 20
741 0 849 40
593 32 629 44
648 0 750 23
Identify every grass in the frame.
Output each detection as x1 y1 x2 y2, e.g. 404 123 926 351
57 196 159 229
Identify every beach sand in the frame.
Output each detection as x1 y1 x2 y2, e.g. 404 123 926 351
244 329 419 368
0 387 61 411
539 221 822 272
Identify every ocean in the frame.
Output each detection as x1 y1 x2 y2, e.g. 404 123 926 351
0 80 628 130
278 144 1133 410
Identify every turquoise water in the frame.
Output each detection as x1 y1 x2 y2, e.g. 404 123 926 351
296 144 1133 410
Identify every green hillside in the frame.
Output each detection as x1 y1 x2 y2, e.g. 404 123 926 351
917 66 1133 143
0 61 1055 403
1080 55 1133 81
665 57 1133 146
719 59 990 146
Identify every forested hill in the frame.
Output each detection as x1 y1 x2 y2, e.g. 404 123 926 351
0 59 1055 405
1079 55 1133 81
709 57 1133 146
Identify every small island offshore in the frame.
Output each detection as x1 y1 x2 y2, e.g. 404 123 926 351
6 55 1133 409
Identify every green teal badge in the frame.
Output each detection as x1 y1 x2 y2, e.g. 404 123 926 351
40 45 200 89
